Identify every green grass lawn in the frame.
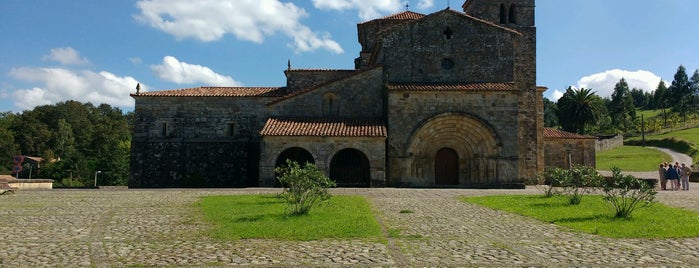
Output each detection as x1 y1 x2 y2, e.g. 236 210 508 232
200 194 383 241
636 109 663 119
596 145 672 171
462 194 699 238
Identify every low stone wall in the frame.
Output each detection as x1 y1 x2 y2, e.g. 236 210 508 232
6 179 54 190
596 134 623 152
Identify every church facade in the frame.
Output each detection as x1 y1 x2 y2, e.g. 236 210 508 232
130 0 569 188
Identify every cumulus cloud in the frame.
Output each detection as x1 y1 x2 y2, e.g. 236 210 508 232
417 0 435 10
150 56 242 86
134 0 343 53
42 47 89 65
577 69 663 98
312 0 404 20
8 67 142 111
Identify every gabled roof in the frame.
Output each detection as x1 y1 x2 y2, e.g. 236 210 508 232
130 87 286 97
284 68 356 74
359 11 426 25
543 128 597 140
387 82 516 92
261 117 387 137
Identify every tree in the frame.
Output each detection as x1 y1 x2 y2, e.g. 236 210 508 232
543 98 559 127
275 160 336 215
654 81 669 125
629 88 650 109
667 65 692 123
608 78 636 133
556 87 605 134
0 112 19 172
690 69 699 112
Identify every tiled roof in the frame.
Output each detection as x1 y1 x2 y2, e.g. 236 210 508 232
360 11 426 24
261 117 387 137
285 68 356 73
387 82 516 92
543 128 596 139
131 87 286 97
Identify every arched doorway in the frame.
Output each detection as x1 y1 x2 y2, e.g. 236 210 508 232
330 148 370 187
274 147 315 187
435 147 459 185
275 147 315 168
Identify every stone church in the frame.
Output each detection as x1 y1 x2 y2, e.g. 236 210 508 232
129 0 596 188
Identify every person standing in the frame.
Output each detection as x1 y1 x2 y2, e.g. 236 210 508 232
681 162 692 191
666 163 679 190
658 163 668 190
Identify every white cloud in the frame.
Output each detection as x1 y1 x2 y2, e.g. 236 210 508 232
150 56 242 86
129 57 143 65
312 0 404 20
8 67 142 111
42 47 89 65
549 89 564 101
135 0 343 54
417 0 435 10
577 69 663 99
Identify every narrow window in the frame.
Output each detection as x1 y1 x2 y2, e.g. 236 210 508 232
323 93 339 116
499 4 507 24
509 4 517 24
228 123 235 137
161 122 167 137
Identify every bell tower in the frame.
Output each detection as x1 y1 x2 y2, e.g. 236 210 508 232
461 0 535 28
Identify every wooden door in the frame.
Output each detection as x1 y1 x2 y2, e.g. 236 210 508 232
435 148 459 185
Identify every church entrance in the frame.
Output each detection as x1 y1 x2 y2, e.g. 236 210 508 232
435 147 459 185
330 148 370 187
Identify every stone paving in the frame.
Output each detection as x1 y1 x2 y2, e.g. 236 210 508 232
0 185 698 267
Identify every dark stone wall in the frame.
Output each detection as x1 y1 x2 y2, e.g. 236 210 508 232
284 70 356 93
129 141 255 188
381 11 517 84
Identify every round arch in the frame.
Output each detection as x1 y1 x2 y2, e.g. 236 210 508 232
329 148 370 187
407 113 500 185
273 147 315 187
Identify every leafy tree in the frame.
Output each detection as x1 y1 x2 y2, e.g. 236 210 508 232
556 87 605 134
690 69 699 111
543 98 559 127
0 112 19 172
602 167 657 218
608 78 636 132
629 88 651 109
275 159 336 215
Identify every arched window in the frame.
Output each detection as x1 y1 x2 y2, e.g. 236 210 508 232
323 93 339 116
509 4 517 24
499 4 507 24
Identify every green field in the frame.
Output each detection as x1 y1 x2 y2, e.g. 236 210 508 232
596 145 672 171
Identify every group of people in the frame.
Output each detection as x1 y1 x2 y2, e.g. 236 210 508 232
658 162 692 191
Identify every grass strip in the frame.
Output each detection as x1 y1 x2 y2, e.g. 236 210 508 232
462 194 699 238
200 194 383 241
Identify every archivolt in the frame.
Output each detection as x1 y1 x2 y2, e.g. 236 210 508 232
407 113 500 159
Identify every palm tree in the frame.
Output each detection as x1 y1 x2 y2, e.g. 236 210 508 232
556 87 604 134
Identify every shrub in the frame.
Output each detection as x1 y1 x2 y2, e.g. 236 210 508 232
275 159 336 216
561 165 603 205
530 168 565 197
602 167 657 218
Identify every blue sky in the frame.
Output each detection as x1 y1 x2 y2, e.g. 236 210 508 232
1 0 698 113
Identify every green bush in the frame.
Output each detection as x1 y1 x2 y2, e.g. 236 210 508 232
537 165 602 204
275 160 336 216
602 167 657 218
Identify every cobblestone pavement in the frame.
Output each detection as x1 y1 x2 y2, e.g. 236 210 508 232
0 186 698 267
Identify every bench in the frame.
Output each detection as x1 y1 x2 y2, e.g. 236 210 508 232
0 182 18 195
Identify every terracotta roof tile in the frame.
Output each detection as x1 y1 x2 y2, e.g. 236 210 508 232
387 82 516 92
131 87 286 97
360 11 426 24
543 128 596 139
261 117 387 137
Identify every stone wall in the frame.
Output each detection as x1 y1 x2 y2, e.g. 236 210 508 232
543 138 596 169
596 134 623 152
284 69 356 93
387 91 522 186
270 68 385 118
259 136 386 187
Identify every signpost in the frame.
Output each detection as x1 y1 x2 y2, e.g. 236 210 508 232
12 155 24 179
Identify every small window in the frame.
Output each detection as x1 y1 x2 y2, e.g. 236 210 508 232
509 4 517 24
499 4 507 24
441 58 454 70
323 93 340 116
227 123 235 137
443 27 453 40
161 122 167 137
